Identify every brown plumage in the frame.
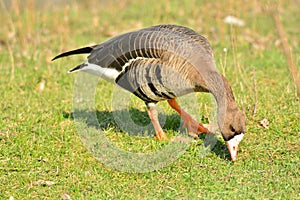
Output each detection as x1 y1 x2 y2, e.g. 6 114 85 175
52 24 246 161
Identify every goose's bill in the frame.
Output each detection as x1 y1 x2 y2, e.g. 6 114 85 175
225 133 244 162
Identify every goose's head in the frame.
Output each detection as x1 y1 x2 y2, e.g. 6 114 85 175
219 109 246 162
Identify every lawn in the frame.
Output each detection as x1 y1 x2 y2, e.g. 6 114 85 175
0 0 299 199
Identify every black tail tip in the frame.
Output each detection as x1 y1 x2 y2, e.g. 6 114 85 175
51 53 68 61
51 56 59 61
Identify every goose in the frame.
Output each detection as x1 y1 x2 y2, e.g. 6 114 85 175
52 24 245 162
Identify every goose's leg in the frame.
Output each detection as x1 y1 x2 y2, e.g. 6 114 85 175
167 98 210 138
146 103 169 141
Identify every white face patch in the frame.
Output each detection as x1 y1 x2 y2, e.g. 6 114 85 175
225 133 244 161
227 133 244 147
79 62 120 83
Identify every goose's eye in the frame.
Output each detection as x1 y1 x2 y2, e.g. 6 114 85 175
230 125 235 133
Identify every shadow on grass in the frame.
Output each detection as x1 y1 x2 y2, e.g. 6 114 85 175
62 109 230 161
62 108 181 135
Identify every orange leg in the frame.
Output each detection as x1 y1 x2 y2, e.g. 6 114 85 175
147 103 168 141
167 98 210 138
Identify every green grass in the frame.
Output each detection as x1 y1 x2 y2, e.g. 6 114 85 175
0 0 299 199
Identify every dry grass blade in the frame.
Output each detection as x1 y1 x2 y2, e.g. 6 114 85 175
251 69 258 116
271 2 300 96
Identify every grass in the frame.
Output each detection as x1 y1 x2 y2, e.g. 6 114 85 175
0 0 299 199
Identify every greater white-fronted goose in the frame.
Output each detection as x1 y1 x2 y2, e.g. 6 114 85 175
52 24 246 161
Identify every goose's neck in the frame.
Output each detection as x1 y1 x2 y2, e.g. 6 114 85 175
208 73 238 120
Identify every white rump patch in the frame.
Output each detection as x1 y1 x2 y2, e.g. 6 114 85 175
72 57 147 83
79 62 120 83
227 133 244 147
